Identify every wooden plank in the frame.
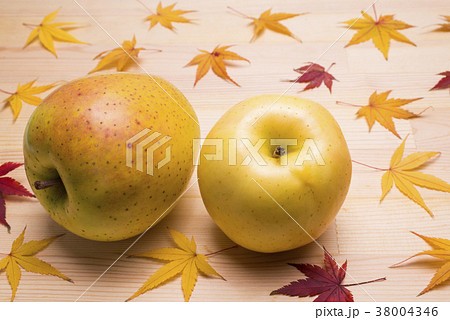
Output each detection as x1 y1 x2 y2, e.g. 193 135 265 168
0 0 449 302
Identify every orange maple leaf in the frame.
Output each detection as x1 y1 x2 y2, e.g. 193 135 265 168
23 8 88 57
228 7 306 42
0 227 73 301
89 35 158 73
380 136 450 216
141 1 196 31
391 232 450 296
0 80 59 120
432 15 450 32
126 229 226 302
185 45 249 86
342 6 416 59
353 136 450 217
337 91 422 139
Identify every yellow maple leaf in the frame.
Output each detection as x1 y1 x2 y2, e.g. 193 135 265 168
0 227 73 301
338 91 422 139
228 7 305 42
143 1 195 31
23 8 88 57
433 15 450 32
185 45 249 86
391 232 450 296
126 228 225 302
380 136 450 216
342 8 416 60
89 35 156 74
0 80 58 120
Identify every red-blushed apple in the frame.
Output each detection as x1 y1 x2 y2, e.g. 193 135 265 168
23 73 200 241
198 95 351 253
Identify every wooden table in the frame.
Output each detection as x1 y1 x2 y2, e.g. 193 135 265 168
0 0 449 301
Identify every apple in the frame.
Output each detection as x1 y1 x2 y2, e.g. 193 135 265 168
23 73 200 241
198 95 351 253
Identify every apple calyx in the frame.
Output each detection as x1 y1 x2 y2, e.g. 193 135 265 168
34 178 62 190
272 146 286 158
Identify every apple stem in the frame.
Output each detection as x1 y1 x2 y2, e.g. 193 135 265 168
205 244 238 257
272 146 286 158
34 178 63 190
343 276 386 287
351 160 388 171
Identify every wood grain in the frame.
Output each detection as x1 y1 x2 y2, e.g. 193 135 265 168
0 0 449 302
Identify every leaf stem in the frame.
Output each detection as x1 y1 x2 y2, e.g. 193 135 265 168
0 88 14 95
389 257 413 268
22 22 40 28
227 6 252 19
326 62 336 72
372 4 378 21
336 101 363 108
205 244 238 257
141 48 163 53
343 276 386 287
416 106 433 116
352 160 388 171
0 253 8 257
136 0 154 15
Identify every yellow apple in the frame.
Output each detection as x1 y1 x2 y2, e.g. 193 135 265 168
24 73 199 241
198 95 351 253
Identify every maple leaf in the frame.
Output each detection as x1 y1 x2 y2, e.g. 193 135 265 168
185 45 249 87
0 80 58 120
342 6 416 60
430 71 450 91
0 227 73 301
285 62 337 93
391 232 450 296
270 250 385 301
126 228 226 302
141 1 195 31
432 15 450 32
337 91 422 139
89 35 157 74
23 8 88 57
379 136 450 216
0 163 35 232
228 7 305 42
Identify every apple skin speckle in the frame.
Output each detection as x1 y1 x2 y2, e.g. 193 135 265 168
198 95 351 253
23 73 200 241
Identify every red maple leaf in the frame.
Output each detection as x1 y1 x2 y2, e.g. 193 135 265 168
286 62 337 93
430 71 450 91
0 162 35 232
270 250 385 302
